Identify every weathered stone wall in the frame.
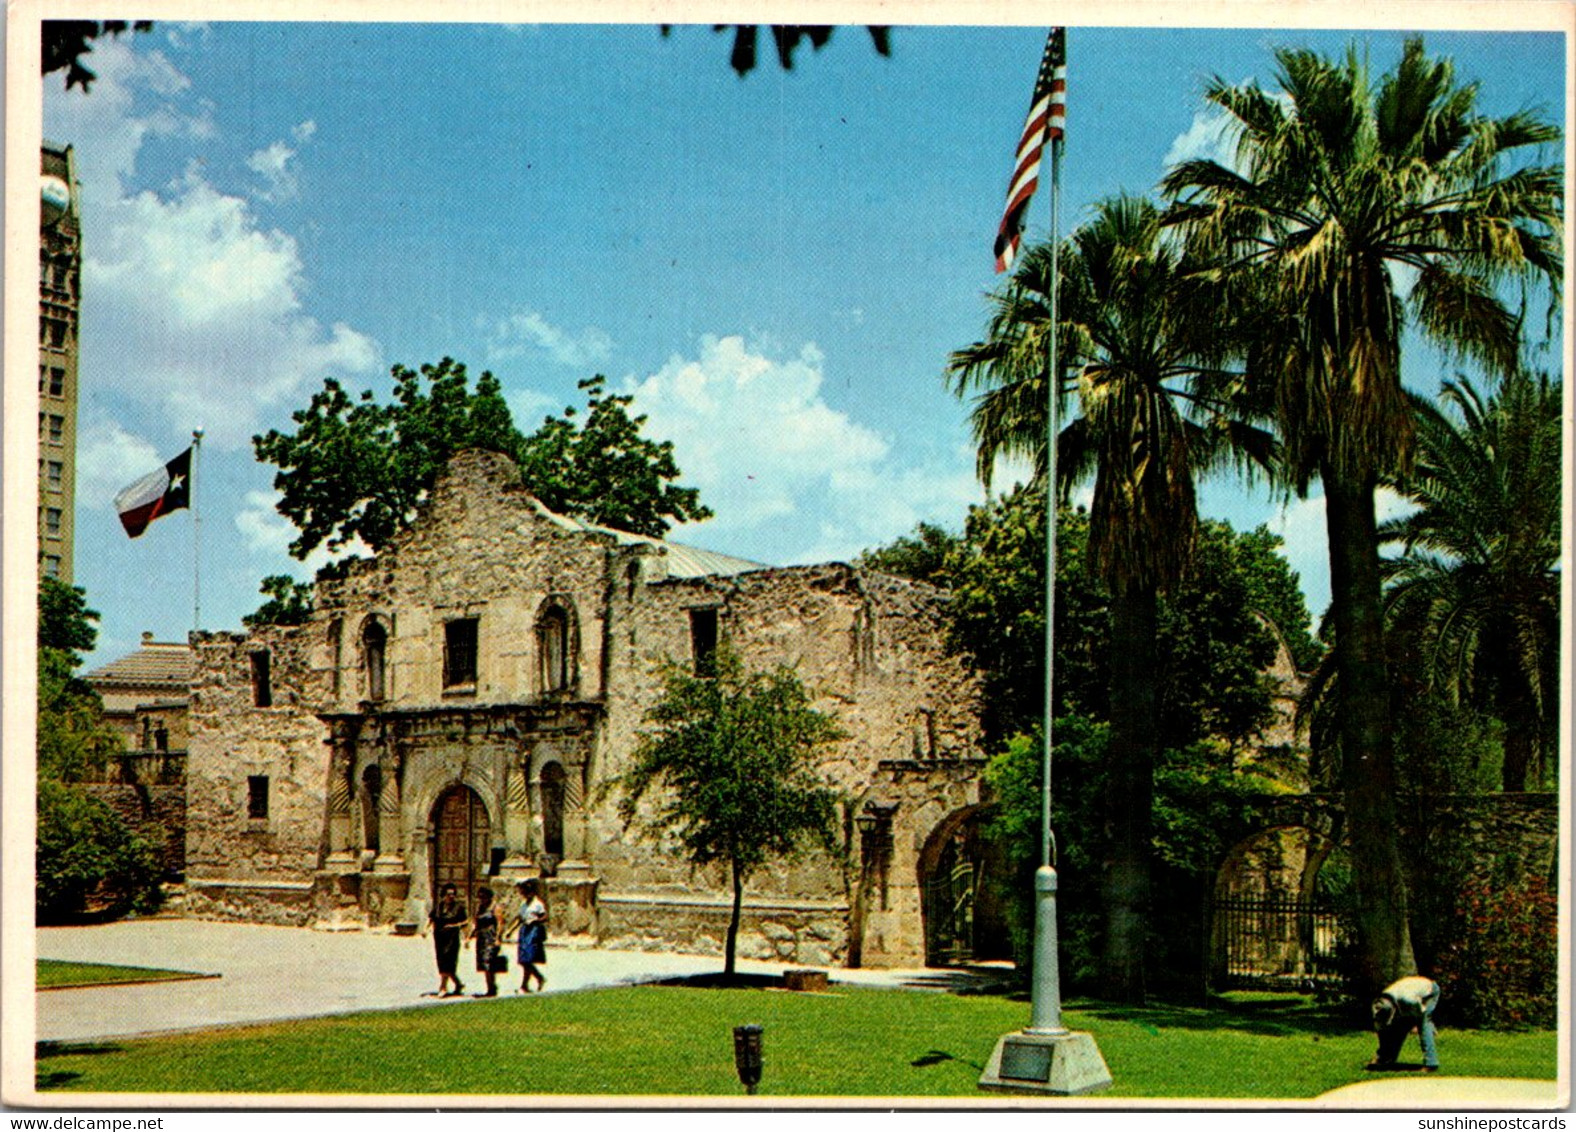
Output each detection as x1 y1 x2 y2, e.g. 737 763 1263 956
597 891 847 967
590 557 984 914
185 624 331 900
132 701 189 753
313 452 614 713
182 450 988 964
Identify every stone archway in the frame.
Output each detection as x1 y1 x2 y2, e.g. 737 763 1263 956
915 805 1011 966
430 784 491 905
1210 822 1341 989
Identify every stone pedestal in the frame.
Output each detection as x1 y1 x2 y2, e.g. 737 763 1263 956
978 1030 1112 1095
544 874 600 937
361 871 412 926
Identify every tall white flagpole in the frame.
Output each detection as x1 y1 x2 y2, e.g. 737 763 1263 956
981 27 1110 1095
192 427 203 632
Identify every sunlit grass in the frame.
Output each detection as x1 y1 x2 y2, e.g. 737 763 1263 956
35 986 1557 1098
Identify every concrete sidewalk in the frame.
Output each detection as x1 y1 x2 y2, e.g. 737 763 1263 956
34 919 950 1044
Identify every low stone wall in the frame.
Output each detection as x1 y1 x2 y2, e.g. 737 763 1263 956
597 892 848 967
83 783 186 878
185 878 315 926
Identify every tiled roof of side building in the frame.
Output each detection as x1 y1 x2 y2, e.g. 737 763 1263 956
84 640 194 688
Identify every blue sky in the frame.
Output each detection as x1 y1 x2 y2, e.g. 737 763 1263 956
41 19 1565 669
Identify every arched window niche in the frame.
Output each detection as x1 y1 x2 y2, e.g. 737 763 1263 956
535 598 578 695
361 615 390 703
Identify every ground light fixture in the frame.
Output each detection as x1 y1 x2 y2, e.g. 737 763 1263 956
733 1024 763 1094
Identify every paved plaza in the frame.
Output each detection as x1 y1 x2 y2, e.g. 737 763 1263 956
34 919 946 1044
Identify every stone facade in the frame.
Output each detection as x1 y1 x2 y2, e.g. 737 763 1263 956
185 450 985 966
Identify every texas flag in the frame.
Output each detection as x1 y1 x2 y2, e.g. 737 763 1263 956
115 447 192 538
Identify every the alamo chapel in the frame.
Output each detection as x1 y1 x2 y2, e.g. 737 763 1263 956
185 450 994 968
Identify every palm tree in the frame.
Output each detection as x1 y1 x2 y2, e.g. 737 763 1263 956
948 194 1267 1001
1162 38 1561 986
1382 373 1561 791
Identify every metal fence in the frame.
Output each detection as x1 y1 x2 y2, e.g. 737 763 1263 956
1212 895 1343 989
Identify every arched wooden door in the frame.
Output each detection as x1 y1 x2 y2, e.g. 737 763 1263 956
431 785 490 904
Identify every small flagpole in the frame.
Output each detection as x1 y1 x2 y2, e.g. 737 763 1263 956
192 428 203 633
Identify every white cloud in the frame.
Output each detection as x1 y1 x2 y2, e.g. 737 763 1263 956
624 335 981 563
247 140 300 201
46 52 381 450
481 309 613 370
1163 104 1238 172
235 488 371 573
75 423 161 509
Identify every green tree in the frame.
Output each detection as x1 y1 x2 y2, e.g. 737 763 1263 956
1162 37 1561 988
35 579 162 921
947 196 1271 1001
614 649 844 977
854 521 958 588
1381 373 1562 791
244 575 316 628
254 360 710 562
665 25 891 76
39 577 99 658
515 376 711 538
43 20 152 91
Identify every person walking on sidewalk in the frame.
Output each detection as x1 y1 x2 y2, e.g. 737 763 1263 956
511 878 549 993
468 886 501 997
428 883 467 997
1367 975 1442 1072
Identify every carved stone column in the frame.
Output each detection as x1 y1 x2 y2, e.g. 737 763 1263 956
323 718 359 867
499 753 537 882
372 738 406 873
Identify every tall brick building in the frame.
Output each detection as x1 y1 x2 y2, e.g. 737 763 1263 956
39 142 81 583
186 451 997 967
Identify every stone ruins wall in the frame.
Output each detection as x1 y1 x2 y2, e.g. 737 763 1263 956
313 450 614 713
184 623 330 924
180 451 988 964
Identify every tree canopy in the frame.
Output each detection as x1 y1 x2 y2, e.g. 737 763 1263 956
253 359 711 563
43 20 152 92
614 648 845 976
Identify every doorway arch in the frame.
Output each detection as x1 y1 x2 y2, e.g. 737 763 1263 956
430 784 491 904
916 806 1011 966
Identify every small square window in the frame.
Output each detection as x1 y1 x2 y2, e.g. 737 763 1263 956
46 461 64 489
45 507 62 535
250 650 273 708
43 555 61 579
247 775 269 820
444 618 478 688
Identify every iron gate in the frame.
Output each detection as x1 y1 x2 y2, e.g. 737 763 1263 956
922 837 978 965
1213 895 1343 989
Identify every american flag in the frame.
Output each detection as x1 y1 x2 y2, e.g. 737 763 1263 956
993 28 1066 274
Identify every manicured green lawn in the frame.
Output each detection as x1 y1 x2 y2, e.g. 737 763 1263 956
37 959 211 990
36 986 1557 1098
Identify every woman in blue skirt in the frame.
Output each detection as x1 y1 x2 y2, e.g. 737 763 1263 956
511 878 548 993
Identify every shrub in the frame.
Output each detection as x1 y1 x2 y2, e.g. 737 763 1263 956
37 779 163 924
1432 874 1558 1029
